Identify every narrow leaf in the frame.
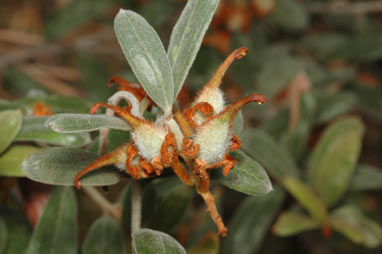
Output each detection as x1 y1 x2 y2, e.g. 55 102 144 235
0 110 22 154
16 95 91 113
26 187 78 254
44 0 112 40
308 117 365 206
0 206 32 254
222 187 285 254
211 150 273 196
350 165 382 191
133 229 186 254
0 146 39 177
15 116 91 147
315 91 356 124
114 9 174 115
268 0 308 32
282 177 327 222
46 113 131 133
22 147 121 186
273 210 320 236
282 91 316 160
168 0 219 98
148 178 191 232
329 205 382 248
82 216 126 254
0 217 7 254
241 130 300 181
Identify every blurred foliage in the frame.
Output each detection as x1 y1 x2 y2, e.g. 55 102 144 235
0 0 381 253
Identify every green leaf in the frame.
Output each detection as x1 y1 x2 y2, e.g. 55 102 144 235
77 53 113 102
0 110 22 154
0 217 7 254
46 113 131 133
16 95 91 113
222 187 285 254
350 165 382 191
114 10 174 115
168 0 219 98
0 206 32 254
0 146 39 177
26 187 77 254
256 55 300 99
3 68 48 96
211 150 273 196
272 210 320 237
22 147 122 186
307 117 365 206
15 116 91 147
282 91 316 160
147 178 191 232
44 0 112 40
240 130 300 181
282 177 327 222
82 216 126 254
329 205 382 248
315 91 356 124
302 33 348 60
133 229 186 254
268 0 308 32
351 82 382 116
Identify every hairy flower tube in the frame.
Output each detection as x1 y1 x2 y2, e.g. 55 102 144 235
74 47 267 237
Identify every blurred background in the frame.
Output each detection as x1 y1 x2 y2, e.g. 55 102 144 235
0 0 381 253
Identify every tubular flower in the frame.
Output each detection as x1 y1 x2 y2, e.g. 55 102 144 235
74 47 267 237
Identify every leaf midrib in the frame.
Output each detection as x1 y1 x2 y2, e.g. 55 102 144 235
125 13 170 110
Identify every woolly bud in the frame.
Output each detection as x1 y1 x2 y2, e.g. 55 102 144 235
133 124 168 161
193 93 267 164
193 47 249 114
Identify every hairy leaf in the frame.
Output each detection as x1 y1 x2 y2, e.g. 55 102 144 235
15 116 91 147
133 229 186 254
211 150 273 196
26 187 77 254
82 216 126 254
0 110 22 154
46 113 131 133
168 0 219 98
0 146 39 177
222 188 285 254
22 147 122 186
308 117 364 206
114 10 174 115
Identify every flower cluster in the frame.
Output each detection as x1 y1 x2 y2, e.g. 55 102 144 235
74 47 267 236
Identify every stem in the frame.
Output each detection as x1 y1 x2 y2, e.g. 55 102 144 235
82 186 121 222
131 180 142 254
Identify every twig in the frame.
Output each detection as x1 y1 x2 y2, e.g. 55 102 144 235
308 1 382 14
131 180 142 254
82 186 122 222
